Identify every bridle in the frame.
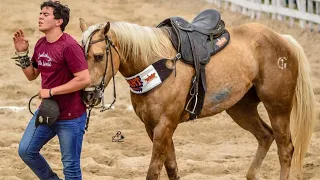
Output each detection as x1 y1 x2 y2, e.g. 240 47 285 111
82 28 121 130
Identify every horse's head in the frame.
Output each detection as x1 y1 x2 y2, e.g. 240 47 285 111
79 18 121 107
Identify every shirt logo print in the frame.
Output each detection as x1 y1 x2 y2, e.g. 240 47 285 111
37 52 53 67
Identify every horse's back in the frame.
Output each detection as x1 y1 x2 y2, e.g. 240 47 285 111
199 23 298 117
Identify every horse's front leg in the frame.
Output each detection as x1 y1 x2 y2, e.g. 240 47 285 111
145 118 178 180
164 139 180 180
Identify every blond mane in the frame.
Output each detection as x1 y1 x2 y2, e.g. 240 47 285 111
110 22 175 64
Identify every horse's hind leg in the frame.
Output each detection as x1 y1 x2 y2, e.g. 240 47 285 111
226 88 274 180
255 76 296 180
261 102 293 180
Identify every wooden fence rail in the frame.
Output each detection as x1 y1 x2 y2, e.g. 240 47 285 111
205 0 320 32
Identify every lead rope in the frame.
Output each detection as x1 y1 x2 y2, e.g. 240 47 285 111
85 105 93 131
28 94 39 115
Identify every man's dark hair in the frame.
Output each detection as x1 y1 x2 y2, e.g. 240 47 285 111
40 1 70 31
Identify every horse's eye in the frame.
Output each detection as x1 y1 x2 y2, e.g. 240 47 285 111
94 54 104 62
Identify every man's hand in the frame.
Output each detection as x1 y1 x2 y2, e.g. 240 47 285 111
13 30 29 52
39 89 51 99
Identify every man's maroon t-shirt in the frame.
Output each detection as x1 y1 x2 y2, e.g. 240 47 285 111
31 33 88 120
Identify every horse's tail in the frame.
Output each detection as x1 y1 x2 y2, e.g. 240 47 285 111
282 34 316 172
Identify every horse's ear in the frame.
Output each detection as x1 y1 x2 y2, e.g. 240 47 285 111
103 22 110 36
79 18 88 32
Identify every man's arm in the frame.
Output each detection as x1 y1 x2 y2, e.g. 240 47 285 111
23 65 40 81
13 30 40 81
52 69 91 95
39 69 90 98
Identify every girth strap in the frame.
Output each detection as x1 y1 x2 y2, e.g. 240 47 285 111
184 31 207 120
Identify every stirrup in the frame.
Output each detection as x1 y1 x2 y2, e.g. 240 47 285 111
185 93 198 114
185 76 198 114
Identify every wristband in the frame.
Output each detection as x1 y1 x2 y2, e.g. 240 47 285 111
15 50 29 57
49 89 53 97
12 55 31 69
12 50 31 69
18 56 31 69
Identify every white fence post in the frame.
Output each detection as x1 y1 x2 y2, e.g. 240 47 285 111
242 3 248 15
231 1 237 12
277 0 284 21
264 0 271 17
317 2 320 31
214 0 222 8
217 0 222 8
209 0 220 8
289 0 295 27
250 0 256 19
256 0 262 19
224 1 229 9
297 0 307 28
308 0 314 31
272 0 277 20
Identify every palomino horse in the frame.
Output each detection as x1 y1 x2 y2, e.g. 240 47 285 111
79 11 316 180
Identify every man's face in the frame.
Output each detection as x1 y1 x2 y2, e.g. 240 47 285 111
38 6 61 32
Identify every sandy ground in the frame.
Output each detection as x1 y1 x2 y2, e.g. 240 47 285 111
0 0 320 179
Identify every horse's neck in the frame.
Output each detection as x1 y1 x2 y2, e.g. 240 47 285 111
113 25 176 77
119 56 157 78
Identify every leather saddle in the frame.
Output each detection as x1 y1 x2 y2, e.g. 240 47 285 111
157 9 230 120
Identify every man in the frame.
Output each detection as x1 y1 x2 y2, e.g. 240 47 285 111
13 1 90 179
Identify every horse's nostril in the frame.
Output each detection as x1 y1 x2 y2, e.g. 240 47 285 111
82 89 102 106
86 96 91 103
87 93 92 100
87 92 96 102
82 91 93 104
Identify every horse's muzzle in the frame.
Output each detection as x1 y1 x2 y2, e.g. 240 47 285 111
82 87 103 107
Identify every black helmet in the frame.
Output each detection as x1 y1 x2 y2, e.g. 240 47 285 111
35 98 60 127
